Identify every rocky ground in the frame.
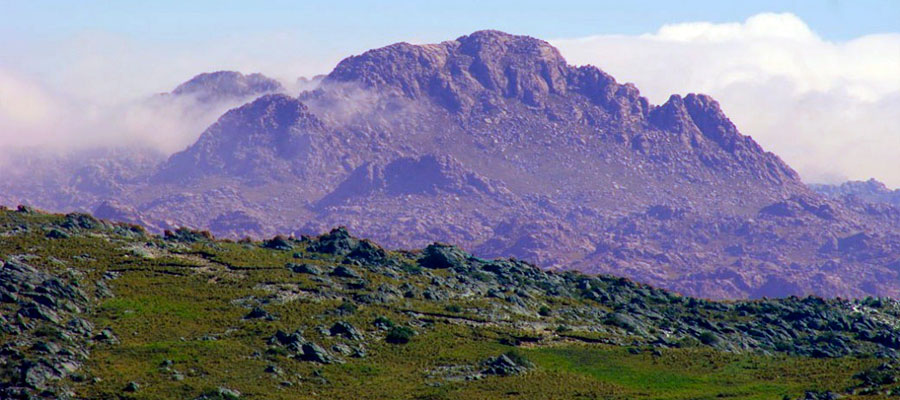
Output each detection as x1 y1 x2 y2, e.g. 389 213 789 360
3 207 900 398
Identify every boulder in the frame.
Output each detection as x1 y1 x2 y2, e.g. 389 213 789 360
481 352 533 376
123 381 140 392
300 342 336 364
419 243 468 269
308 227 358 256
263 236 293 251
244 307 273 320
287 262 321 275
330 321 363 340
331 265 361 279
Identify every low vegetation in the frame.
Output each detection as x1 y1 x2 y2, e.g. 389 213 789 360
2 207 900 399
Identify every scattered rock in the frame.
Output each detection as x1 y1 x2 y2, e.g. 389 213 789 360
123 381 140 392
244 307 274 320
419 243 468 269
299 342 337 364
263 236 293 251
46 229 70 239
329 321 362 340
481 352 533 376
331 265 361 279
287 263 321 275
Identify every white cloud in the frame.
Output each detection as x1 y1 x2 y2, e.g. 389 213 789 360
0 66 257 155
552 12 900 187
0 29 342 155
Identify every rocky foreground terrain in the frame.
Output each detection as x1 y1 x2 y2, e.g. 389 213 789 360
3 31 900 299
3 207 900 399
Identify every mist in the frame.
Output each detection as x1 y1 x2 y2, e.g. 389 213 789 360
0 29 341 160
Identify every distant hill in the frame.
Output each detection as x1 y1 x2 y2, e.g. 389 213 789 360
812 178 900 207
170 70 285 103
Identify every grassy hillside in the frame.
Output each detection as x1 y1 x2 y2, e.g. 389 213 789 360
1 206 899 399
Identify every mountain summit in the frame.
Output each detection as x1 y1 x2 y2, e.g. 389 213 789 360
171 70 284 103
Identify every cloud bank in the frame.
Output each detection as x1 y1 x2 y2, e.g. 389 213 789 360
0 30 340 157
552 12 900 186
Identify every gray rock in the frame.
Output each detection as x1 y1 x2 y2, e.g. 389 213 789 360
123 381 140 392
22 360 63 389
18 303 60 324
419 243 468 269
95 328 119 344
330 321 363 340
287 263 321 275
331 265 361 279
300 342 336 364
244 307 272 320
332 343 352 355
481 353 533 376
195 386 242 400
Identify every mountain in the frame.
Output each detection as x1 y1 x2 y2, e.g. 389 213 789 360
169 70 285 104
0 71 288 225
2 208 899 399
5 31 900 299
813 179 900 207
154 94 328 183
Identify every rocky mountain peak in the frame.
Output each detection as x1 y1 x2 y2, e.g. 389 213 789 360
648 94 701 138
454 30 569 98
171 71 284 103
681 93 742 152
154 94 325 182
816 179 891 196
811 178 900 209
12 30 886 301
323 30 619 111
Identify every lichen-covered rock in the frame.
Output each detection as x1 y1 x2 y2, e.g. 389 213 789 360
481 352 533 376
419 243 468 270
330 321 362 340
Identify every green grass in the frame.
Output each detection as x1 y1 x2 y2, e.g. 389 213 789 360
0 209 892 399
527 346 875 400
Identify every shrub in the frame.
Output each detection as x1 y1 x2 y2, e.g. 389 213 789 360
337 301 358 315
373 316 395 329
676 337 700 348
386 326 416 344
538 306 552 317
399 263 422 274
698 331 720 346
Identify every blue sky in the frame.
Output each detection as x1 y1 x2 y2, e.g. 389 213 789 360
2 0 898 46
